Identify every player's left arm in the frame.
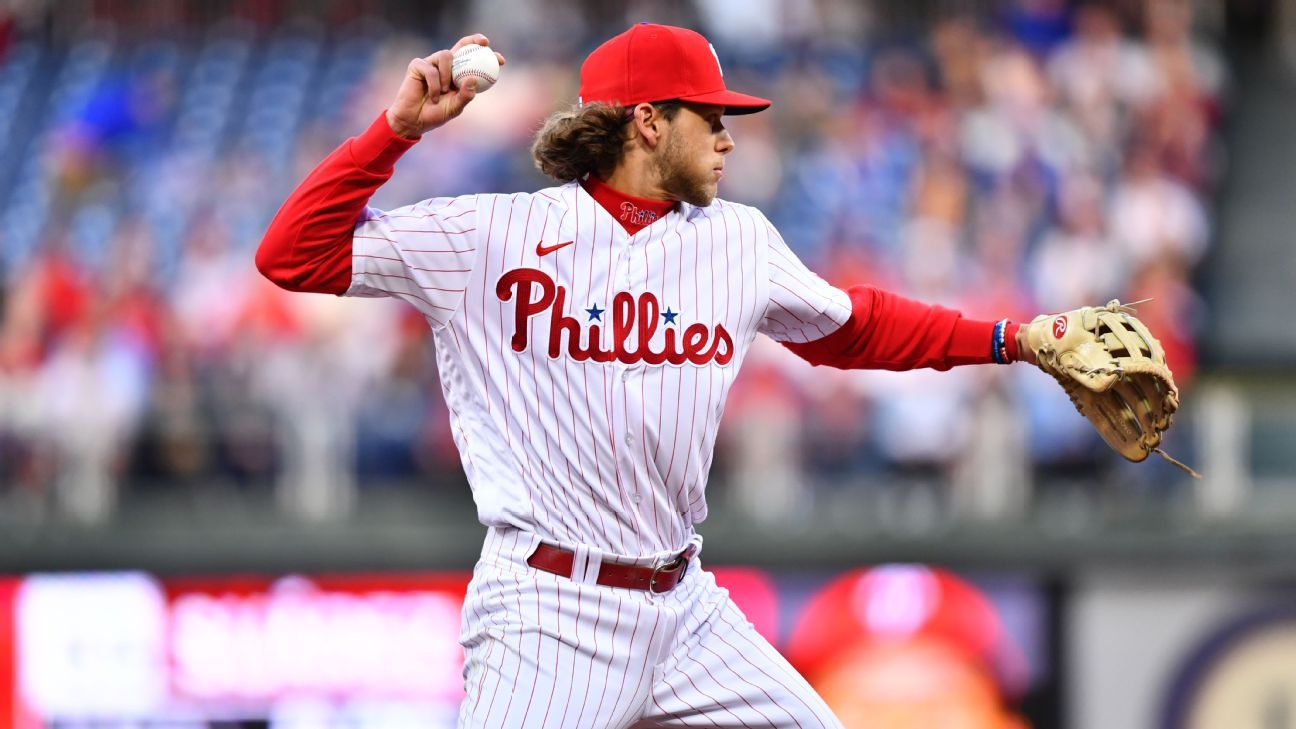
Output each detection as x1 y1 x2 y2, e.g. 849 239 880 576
783 286 1026 370
758 219 1031 370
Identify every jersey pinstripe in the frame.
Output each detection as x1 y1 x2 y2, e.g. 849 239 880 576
346 180 850 557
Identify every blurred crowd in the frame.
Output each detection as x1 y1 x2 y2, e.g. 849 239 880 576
0 0 1224 524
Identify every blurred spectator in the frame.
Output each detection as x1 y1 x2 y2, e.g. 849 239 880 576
1004 0 1071 57
1047 3 1163 140
35 302 151 523
1108 142 1208 269
1028 173 1125 312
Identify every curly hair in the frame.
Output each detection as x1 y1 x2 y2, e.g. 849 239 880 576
531 101 681 182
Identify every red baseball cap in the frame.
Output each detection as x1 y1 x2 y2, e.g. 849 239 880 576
579 23 771 115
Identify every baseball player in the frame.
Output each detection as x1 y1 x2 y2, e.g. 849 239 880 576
257 24 1040 728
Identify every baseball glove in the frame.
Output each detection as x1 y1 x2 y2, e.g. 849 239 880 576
1023 300 1200 477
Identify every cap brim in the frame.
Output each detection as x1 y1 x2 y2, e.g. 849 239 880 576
677 88 771 115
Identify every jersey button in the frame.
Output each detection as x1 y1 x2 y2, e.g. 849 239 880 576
621 370 632 382
624 433 634 446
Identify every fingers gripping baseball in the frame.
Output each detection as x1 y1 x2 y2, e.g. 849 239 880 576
385 34 506 139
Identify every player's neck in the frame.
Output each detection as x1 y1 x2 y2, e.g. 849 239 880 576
601 160 671 202
582 175 676 235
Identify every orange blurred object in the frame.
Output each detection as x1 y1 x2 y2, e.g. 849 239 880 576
786 565 1029 729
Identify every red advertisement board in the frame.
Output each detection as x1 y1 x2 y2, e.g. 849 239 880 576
3 569 776 726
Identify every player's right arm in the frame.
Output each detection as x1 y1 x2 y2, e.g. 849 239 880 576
255 35 505 296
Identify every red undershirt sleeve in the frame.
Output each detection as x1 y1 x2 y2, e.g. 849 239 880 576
783 285 1021 371
255 112 419 295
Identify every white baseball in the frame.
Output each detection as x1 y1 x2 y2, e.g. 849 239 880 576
452 44 500 93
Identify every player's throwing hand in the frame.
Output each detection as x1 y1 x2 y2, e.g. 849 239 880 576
385 34 506 139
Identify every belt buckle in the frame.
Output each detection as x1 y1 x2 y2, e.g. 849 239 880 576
648 549 691 594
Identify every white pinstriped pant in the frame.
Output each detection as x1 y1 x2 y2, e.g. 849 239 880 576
458 527 843 728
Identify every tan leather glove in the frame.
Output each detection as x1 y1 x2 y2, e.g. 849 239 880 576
1023 300 1199 477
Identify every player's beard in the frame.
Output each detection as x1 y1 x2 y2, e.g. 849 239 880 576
654 130 715 207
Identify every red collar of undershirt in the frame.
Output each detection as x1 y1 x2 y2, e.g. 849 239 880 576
581 176 677 235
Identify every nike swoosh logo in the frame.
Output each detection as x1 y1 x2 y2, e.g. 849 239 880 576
536 239 575 256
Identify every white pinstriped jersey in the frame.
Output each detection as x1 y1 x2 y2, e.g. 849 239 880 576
346 180 850 557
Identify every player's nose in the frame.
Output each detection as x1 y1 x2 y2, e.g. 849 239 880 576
717 129 734 154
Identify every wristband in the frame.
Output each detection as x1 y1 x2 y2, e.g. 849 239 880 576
1003 322 1020 363
991 319 1009 365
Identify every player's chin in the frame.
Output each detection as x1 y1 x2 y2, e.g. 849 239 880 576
689 190 717 207
666 173 718 207
692 181 720 207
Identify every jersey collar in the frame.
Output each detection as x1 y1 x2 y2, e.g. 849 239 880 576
580 176 678 236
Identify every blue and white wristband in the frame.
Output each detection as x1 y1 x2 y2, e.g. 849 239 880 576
991 319 1010 365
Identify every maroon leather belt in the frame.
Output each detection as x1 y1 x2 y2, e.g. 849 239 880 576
527 543 697 593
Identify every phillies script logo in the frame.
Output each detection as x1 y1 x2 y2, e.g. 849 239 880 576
496 268 734 366
619 201 659 226
1052 315 1068 339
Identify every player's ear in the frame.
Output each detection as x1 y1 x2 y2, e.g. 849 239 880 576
630 102 665 148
